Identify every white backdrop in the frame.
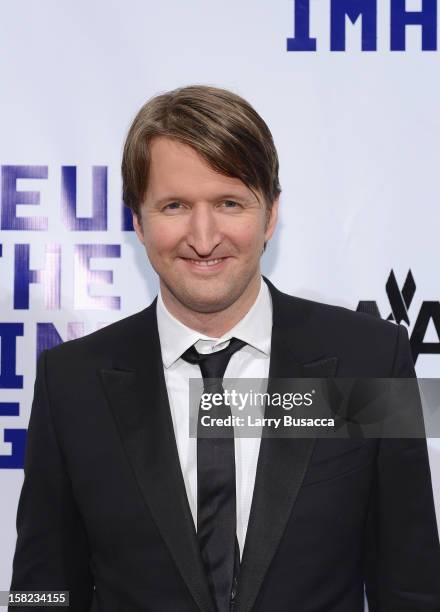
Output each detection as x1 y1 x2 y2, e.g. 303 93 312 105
1 0 439 606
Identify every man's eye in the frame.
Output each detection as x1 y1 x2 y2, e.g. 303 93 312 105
163 202 182 211
223 200 240 208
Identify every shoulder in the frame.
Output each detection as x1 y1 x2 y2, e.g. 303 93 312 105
266 279 409 376
268 277 397 338
292 292 398 338
42 300 157 369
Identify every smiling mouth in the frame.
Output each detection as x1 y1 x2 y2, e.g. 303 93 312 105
181 257 228 268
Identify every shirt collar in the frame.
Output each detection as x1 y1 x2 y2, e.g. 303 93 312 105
156 277 273 368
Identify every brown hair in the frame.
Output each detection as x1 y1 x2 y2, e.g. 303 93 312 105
122 85 281 220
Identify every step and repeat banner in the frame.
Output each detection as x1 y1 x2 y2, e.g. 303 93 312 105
1 0 439 601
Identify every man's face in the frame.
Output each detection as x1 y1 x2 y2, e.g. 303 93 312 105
133 136 278 315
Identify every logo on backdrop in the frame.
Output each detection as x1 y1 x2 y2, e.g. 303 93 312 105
287 0 438 52
357 270 440 364
0 164 132 469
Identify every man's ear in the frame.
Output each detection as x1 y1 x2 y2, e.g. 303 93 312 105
264 197 279 242
132 212 145 245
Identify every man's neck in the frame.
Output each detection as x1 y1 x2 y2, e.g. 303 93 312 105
160 275 261 338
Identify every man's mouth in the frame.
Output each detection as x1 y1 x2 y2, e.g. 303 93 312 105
181 257 229 269
187 258 223 266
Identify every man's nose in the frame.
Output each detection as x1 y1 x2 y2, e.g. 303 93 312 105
186 204 222 255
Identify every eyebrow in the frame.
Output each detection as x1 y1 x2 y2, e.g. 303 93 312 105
153 192 260 206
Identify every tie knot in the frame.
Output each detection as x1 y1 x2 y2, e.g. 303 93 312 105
181 337 246 382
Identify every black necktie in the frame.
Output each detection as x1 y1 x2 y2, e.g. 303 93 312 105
181 337 246 612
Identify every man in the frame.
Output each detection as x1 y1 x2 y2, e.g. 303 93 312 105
10 85 440 611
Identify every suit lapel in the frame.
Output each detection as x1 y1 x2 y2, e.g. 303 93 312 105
235 280 338 612
100 300 215 612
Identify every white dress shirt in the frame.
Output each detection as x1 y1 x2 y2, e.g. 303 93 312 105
156 277 272 558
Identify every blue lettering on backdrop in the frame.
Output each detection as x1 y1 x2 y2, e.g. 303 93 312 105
61 166 108 230
74 244 121 310
14 244 61 309
0 323 23 389
0 163 130 468
0 404 19 415
287 0 317 51
0 427 26 469
287 0 437 51
0 324 26 467
1 165 133 231
1 166 48 230
391 0 437 51
331 0 377 51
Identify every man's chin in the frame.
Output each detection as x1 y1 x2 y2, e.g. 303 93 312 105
161 271 259 316
179 294 236 315
170 283 242 315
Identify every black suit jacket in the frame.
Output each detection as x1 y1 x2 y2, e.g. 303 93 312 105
10 278 440 611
